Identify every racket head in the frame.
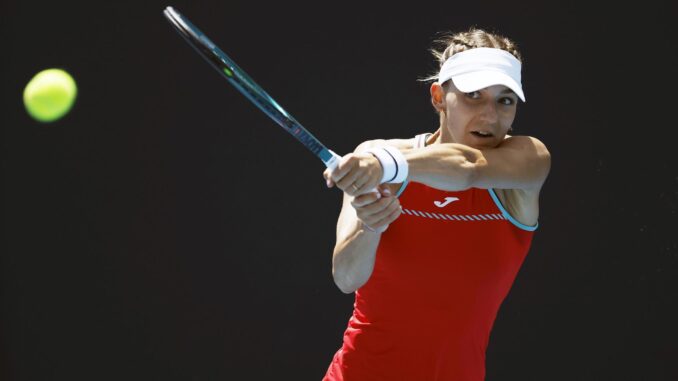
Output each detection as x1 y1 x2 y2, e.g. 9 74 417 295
163 6 339 167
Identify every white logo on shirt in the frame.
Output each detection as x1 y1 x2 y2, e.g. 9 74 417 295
434 197 460 208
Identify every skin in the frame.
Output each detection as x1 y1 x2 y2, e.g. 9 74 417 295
323 80 551 293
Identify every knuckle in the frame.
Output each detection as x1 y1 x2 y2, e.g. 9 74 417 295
358 202 370 211
388 203 400 214
341 153 354 163
363 204 376 215
388 211 399 222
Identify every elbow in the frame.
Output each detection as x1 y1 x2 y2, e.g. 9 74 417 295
332 268 358 294
337 282 357 294
332 245 359 294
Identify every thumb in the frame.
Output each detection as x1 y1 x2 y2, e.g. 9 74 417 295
323 170 334 188
379 185 392 197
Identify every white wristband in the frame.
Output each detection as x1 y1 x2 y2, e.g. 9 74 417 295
366 146 409 184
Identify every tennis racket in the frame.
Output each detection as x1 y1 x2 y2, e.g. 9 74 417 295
163 6 340 171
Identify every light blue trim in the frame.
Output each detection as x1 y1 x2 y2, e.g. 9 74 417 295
394 132 429 198
487 189 538 231
395 179 409 198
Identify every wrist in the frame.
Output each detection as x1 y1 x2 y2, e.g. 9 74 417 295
359 219 387 234
365 146 409 184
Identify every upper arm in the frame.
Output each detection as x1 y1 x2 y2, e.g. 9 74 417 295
470 136 551 191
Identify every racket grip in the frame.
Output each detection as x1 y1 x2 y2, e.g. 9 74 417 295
325 150 341 171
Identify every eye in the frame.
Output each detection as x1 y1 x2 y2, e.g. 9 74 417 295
465 91 481 99
499 97 516 106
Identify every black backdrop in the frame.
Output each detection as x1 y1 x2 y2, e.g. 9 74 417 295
2 0 677 380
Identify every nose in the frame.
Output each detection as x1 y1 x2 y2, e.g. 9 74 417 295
478 101 498 124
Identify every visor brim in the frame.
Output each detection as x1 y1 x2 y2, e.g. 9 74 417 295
451 71 526 102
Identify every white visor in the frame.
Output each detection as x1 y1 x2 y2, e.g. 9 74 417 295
437 47 525 102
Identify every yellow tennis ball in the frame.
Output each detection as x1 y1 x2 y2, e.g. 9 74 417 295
23 68 77 123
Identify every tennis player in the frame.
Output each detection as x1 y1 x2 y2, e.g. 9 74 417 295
321 28 551 380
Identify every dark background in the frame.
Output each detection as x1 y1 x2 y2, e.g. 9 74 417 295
2 0 677 380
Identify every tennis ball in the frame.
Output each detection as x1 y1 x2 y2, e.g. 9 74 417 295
23 68 77 123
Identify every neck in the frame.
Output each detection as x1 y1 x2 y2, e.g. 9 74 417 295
429 128 442 145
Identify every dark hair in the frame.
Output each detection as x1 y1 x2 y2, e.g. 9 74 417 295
420 28 523 83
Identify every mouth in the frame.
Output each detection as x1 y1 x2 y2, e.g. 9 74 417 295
470 131 494 138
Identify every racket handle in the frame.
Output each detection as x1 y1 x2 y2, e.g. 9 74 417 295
325 150 341 171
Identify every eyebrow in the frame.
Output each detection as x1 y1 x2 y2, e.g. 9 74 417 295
500 88 516 95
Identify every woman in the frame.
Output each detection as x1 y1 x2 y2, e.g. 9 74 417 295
322 28 551 381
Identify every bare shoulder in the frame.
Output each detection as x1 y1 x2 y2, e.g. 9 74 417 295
496 134 551 188
493 135 551 227
500 135 551 158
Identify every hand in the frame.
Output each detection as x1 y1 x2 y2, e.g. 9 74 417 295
323 152 383 196
350 185 402 233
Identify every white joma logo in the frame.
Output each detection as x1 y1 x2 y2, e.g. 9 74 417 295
434 197 460 208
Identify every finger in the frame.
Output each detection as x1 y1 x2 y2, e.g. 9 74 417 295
367 199 402 225
371 203 402 228
330 154 357 183
378 185 392 198
357 196 392 217
358 195 398 218
336 170 362 194
349 179 373 196
351 190 381 208
352 160 381 194
355 174 381 196
323 169 334 188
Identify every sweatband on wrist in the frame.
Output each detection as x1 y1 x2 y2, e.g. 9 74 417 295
366 146 408 184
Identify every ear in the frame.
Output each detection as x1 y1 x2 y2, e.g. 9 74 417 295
430 82 445 111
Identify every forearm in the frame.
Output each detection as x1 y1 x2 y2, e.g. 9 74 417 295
402 143 479 191
332 219 382 294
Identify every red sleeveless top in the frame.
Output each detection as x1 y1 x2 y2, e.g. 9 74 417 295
323 136 537 381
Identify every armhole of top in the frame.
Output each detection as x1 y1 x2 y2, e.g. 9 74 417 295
488 188 539 231
395 179 409 198
395 132 431 198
